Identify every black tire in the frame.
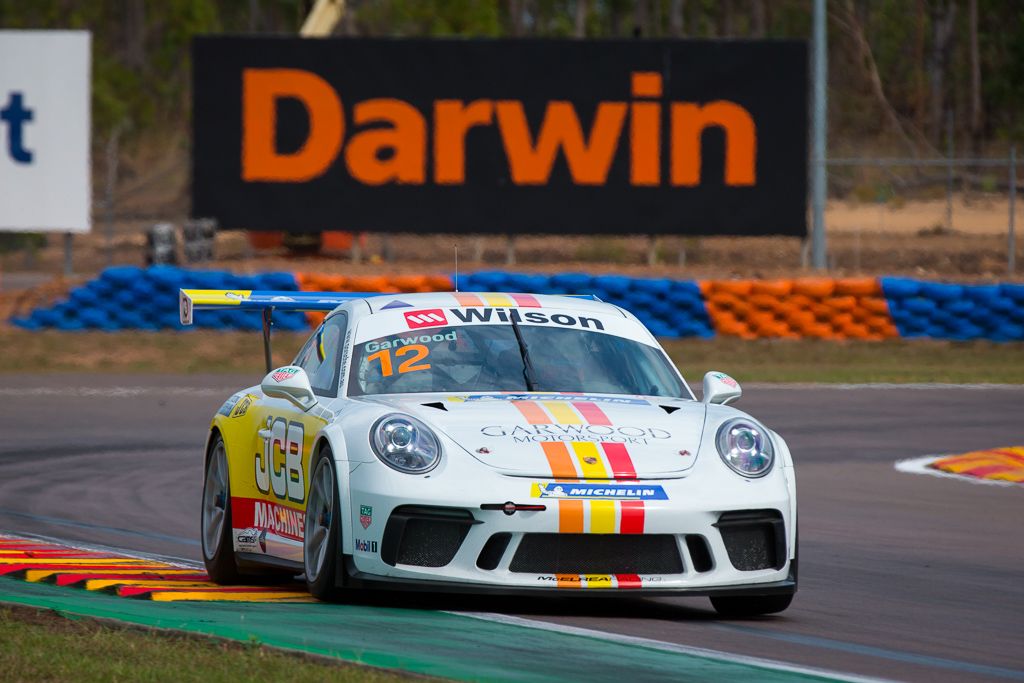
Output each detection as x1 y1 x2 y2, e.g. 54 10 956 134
710 593 794 617
304 446 346 601
201 434 242 584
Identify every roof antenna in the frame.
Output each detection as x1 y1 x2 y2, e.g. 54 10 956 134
454 243 459 292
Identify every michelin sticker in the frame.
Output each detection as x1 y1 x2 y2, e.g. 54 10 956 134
530 482 668 500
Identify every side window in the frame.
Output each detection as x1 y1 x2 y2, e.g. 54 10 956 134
293 313 347 397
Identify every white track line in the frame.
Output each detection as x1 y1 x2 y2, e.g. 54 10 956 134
3 383 1022 399
744 382 1024 391
895 456 1021 488
452 611 896 683
0 386 232 398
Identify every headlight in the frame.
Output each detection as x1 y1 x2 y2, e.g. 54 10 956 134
716 418 774 478
370 414 441 474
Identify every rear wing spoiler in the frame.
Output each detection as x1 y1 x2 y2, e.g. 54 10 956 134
179 289 373 373
178 289 371 326
178 288 603 373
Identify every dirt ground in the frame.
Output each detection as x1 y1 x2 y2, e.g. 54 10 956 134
827 193 1021 235
2 191 1020 287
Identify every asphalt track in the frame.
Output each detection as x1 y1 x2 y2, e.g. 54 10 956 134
0 374 1021 682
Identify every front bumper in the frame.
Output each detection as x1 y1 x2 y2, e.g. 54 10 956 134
341 563 797 598
345 459 796 594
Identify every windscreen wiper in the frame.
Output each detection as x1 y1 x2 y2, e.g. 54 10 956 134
509 314 538 391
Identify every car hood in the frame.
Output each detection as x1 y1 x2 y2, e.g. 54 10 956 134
357 392 706 478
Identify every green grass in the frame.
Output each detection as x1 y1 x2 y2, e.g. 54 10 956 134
663 337 1024 384
1 329 1022 383
0 329 310 374
0 605 423 683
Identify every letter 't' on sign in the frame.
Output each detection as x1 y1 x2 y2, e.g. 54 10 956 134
242 68 344 182
1 92 34 164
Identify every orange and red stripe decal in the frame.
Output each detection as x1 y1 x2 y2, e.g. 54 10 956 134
615 573 642 588
619 501 645 534
513 401 550 424
549 574 643 589
573 401 611 425
556 574 581 588
600 442 637 479
520 396 647 542
452 292 485 307
541 442 578 479
451 292 542 308
513 399 615 428
510 293 541 307
554 498 646 535
558 500 585 533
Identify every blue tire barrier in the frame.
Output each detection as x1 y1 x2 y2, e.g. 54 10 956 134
9 269 1024 342
880 277 1024 341
11 266 301 332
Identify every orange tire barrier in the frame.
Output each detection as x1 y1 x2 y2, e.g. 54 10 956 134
833 278 879 296
297 272 454 326
790 278 835 298
17 268 1015 340
701 278 897 340
750 280 792 297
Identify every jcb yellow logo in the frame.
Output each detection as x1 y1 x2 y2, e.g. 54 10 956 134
255 416 305 504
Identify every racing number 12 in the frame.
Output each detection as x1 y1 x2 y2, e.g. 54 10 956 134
367 345 431 377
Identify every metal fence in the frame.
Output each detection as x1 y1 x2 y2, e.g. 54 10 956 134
821 149 1019 274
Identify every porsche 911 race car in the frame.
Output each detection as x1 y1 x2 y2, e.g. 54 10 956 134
182 289 797 616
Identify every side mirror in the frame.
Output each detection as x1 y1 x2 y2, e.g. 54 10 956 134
702 371 741 405
261 366 317 411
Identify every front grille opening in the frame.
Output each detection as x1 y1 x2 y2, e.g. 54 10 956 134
381 506 474 568
685 534 714 572
476 532 512 570
715 509 785 571
509 534 684 575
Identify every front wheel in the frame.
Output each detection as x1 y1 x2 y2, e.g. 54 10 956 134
304 447 345 600
201 435 241 583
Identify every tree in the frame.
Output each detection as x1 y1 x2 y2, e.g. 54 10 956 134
574 0 586 37
669 0 685 37
927 0 957 143
751 0 766 37
968 0 982 151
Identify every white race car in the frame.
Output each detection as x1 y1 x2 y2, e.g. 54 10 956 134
183 289 797 616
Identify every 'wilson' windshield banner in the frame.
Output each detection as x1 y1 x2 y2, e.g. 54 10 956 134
192 38 807 236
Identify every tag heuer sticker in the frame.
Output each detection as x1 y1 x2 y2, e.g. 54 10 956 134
271 367 299 382
359 505 373 529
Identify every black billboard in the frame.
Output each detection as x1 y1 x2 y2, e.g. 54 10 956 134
192 37 807 236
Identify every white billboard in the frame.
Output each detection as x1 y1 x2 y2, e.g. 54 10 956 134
0 30 91 233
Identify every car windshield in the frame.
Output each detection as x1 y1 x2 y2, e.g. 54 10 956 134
347 323 686 398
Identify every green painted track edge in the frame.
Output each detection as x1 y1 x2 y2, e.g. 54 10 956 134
0 577 845 683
